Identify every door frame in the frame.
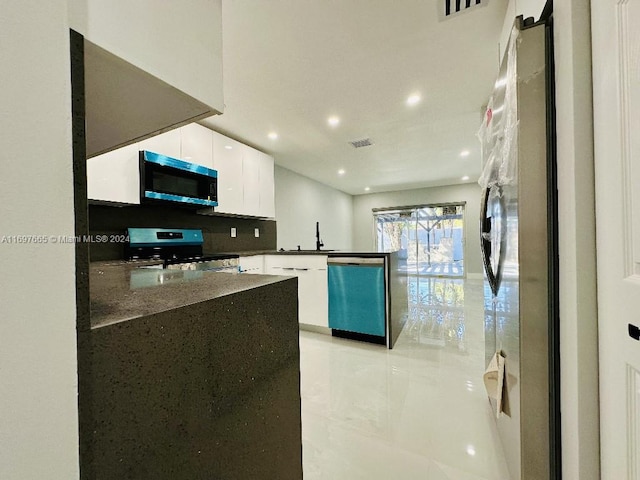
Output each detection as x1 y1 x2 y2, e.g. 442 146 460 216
554 1 600 479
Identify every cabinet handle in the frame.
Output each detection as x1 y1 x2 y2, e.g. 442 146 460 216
295 268 309 271
282 267 295 270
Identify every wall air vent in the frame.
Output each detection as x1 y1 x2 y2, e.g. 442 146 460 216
442 0 486 19
349 138 373 148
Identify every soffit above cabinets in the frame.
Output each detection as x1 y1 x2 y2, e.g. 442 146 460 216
84 39 220 158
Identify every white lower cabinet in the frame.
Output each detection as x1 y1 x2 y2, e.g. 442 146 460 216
297 268 328 328
263 255 328 328
239 255 264 274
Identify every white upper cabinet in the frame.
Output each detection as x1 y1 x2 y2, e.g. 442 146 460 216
138 129 181 160
212 131 244 214
258 150 276 218
87 124 276 215
211 134 275 218
235 144 275 218
87 143 140 204
180 123 213 169
242 147 261 217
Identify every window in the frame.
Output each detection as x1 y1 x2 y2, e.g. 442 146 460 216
374 203 465 277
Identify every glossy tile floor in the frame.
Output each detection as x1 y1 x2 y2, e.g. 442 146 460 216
299 277 510 480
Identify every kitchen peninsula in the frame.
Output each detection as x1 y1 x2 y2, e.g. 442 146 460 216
84 262 302 479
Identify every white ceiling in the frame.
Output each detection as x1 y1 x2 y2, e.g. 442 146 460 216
202 0 508 195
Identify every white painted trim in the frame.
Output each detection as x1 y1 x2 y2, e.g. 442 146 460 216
555 1 600 478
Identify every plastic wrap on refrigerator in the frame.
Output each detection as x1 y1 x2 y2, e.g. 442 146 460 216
478 28 520 189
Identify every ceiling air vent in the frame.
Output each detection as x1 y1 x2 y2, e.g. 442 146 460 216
442 0 485 19
349 138 373 149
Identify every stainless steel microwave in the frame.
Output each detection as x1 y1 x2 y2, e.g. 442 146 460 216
139 150 218 207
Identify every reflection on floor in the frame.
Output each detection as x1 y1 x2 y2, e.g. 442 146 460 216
399 262 464 277
300 278 510 480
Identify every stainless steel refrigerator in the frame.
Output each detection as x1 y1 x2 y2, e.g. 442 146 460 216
479 14 558 480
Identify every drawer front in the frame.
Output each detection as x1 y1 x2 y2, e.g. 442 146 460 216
264 254 327 270
239 255 264 274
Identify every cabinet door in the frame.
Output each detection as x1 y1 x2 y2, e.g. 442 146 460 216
297 268 328 327
300 256 328 327
263 255 328 327
180 123 213 168
139 128 181 159
264 255 296 276
87 143 140 204
212 131 244 214
239 255 264 274
263 255 280 271
258 151 276 218
242 147 261 217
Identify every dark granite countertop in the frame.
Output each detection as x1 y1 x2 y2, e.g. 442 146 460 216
230 249 280 256
228 250 393 257
326 251 391 258
90 261 292 329
228 249 333 256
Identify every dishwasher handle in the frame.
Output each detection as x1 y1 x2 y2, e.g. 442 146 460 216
328 257 384 266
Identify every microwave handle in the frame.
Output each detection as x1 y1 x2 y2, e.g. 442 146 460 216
209 178 218 202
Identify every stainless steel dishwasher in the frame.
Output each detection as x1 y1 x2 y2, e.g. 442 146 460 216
327 256 386 343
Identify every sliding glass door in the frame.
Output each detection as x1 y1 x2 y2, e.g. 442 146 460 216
374 203 465 277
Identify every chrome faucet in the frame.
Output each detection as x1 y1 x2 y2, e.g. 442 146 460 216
316 221 324 251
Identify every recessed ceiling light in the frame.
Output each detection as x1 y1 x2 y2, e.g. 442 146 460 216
461 175 470 181
364 187 370 191
460 150 470 157
268 132 278 140
338 169 346 175
328 116 340 127
466 445 476 456
406 94 421 106
224 145 233 150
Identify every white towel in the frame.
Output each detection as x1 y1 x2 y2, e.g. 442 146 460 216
483 351 510 417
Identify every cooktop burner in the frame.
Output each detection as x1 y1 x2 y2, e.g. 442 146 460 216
125 228 238 265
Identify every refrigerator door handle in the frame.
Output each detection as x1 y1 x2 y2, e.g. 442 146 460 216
480 187 499 296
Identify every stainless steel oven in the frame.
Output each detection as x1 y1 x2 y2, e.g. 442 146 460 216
126 228 238 272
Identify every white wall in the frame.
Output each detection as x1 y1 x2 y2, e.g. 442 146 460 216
0 2 79 478
352 183 483 275
68 0 223 112
555 1 600 478
275 166 353 251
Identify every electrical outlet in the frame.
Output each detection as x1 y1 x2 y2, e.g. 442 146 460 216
231 227 237 238
254 228 260 238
